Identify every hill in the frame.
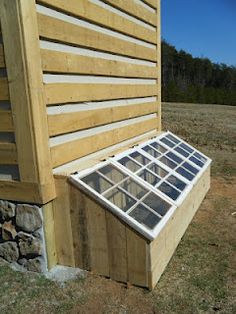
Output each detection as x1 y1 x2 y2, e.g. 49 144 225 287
162 41 236 106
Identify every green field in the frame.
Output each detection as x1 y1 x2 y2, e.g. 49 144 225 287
0 102 235 314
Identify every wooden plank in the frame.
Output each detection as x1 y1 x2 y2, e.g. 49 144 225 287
0 78 9 101
0 110 14 132
142 0 158 9
53 131 160 177
37 13 156 62
149 165 211 289
0 142 18 164
69 183 91 269
52 176 75 267
126 228 149 287
0 44 5 67
45 83 157 105
0 0 55 203
84 194 110 276
43 202 58 270
0 181 46 203
156 0 161 131
48 102 158 136
51 117 157 167
103 0 157 26
41 49 157 78
37 0 156 44
106 211 128 282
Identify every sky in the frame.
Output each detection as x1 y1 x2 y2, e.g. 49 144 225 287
161 0 236 66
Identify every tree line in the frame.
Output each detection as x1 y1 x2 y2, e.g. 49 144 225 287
162 40 236 105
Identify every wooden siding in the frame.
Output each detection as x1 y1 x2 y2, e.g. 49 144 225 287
0 0 55 203
0 25 18 176
37 0 161 168
0 0 160 202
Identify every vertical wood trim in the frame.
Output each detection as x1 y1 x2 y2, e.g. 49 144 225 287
0 0 55 201
157 0 161 131
43 202 58 270
106 211 128 282
126 228 149 288
70 184 91 269
85 196 110 276
53 176 75 267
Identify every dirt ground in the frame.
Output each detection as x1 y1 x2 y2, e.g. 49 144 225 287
0 102 235 314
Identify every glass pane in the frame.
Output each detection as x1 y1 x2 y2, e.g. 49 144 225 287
129 151 151 165
180 142 194 154
176 167 194 181
148 163 168 178
174 146 190 157
166 151 183 164
150 142 167 153
166 175 187 191
137 169 161 186
142 145 161 158
189 156 204 168
160 137 176 148
120 178 148 199
166 134 180 144
118 157 141 172
182 162 199 175
193 152 207 163
158 182 181 201
99 165 127 183
105 188 136 212
143 192 171 216
82 172 113 193
129 204 160 229
160 156 177 169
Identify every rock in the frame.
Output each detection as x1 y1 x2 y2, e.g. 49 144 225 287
26 257 45 273
17 231 34 241
0 257 8 266
0 200 15 221
17 258 28 267
0 242 19 262
19 234 42 257
33 230 42 239
16 205 42 233
2 221 17 241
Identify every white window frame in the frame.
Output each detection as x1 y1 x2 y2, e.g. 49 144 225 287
70 132 212 241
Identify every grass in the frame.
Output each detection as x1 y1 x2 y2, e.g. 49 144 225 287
0 102 235 313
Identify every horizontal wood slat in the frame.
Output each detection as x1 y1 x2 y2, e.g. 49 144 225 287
0 44 5 67
37 14 156 62
48 102 158 136
37 0 156 44
0 110 14 132
41 49 157 78
142 0 157 9
44 83 157 105
0 142 17 164
103 0 157 26
51 117 157 167
0 78 9 101
0 180 50 203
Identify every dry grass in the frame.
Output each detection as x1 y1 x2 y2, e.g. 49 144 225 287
0 102 235 314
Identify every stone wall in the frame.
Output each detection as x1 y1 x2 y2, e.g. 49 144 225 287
0 200 47 272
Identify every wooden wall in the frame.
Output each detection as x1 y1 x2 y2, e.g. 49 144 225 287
36 0 161 169
0 0 160 203
0 25 19 181
0 0 55 203
52 176 150 288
